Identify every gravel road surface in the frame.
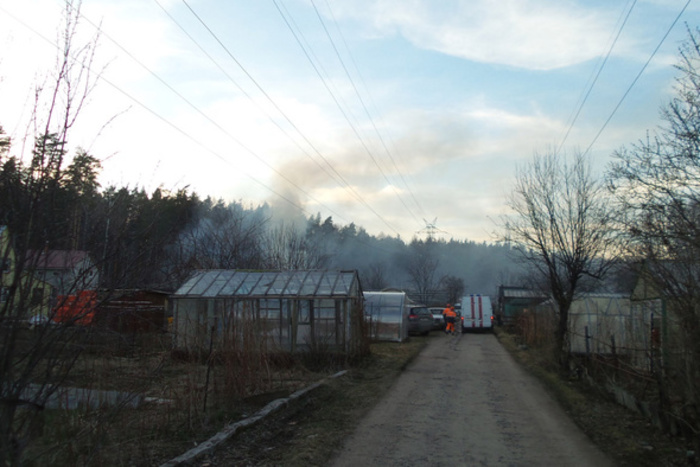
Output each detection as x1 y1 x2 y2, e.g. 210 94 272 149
331 332 613 466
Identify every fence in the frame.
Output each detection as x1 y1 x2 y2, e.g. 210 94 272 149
516 295 662 371
514 295 694 436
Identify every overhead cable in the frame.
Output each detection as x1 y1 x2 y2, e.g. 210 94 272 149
323 0 428 221
0 3 316 218
153 0 352 222
182 0 402 236
557 0 637 155
583 0 692 156
310 0 424 228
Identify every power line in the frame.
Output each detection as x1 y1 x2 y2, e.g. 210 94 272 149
182 0 402 236
583 0 692 157
0 3 316 218
156 5 415 252
321 0 428 221
309 0 424 228
269 0 406 236
557 0 638 155
0 3 436 258
152 0 352 222
272 0 404 234
275 0 361 129
74 3 354 224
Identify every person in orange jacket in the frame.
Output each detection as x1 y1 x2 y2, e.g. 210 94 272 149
443 304 457 334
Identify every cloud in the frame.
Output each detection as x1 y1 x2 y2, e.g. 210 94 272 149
329 0 619 70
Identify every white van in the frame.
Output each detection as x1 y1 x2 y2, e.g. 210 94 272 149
460 294 493 332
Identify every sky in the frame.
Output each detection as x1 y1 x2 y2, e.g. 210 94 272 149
0 0 698 242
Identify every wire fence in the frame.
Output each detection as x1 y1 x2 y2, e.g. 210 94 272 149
513 301 677 391
511 297 698 440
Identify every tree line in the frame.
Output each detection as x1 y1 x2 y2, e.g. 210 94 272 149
0 130 519 298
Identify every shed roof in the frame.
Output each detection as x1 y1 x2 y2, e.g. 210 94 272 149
173 270 361 299
499 286 547 299
26 249 91 270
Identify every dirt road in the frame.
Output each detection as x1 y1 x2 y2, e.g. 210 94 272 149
331 333 613 466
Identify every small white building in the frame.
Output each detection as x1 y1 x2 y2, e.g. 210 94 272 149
363 291 412 342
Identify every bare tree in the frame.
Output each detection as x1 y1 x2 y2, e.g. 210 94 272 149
404 238 440 304
264 222 329 270
440 275 465 305
180 201 268 270
0 2 103 463
362 262 389 291
503 150 617 373
608 27 700 443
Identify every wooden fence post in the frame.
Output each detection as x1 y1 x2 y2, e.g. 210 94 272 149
611 334 617 369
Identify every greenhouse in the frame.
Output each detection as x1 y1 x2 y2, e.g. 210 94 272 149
363 291 411 342
171 269 366 355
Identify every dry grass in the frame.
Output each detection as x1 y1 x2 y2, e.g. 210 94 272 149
204 337 430 466
19 329 345 466
495 328 694 466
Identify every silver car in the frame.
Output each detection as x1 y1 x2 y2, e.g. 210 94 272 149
428 307 446 330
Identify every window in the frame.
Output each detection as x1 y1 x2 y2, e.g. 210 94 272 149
298 301 311 324
413 307 430 317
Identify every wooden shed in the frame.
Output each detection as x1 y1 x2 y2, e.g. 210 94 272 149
94 289 169 333
497 285 548 326
171 269 366 356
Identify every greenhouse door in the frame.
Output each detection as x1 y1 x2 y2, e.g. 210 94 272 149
296 300 312 348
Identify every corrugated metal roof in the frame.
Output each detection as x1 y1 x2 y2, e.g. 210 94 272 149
500 287 546 299
173 270 360 298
